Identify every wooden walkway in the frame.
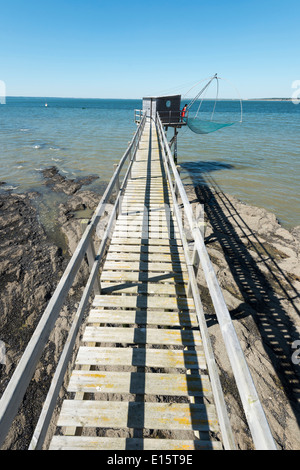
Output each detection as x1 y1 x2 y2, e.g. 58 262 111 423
49 120 223 450
0 112 277 451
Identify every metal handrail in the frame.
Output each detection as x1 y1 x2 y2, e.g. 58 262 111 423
0 112 147 449
134 109 144 124
157 110 183 124
156 112 277 450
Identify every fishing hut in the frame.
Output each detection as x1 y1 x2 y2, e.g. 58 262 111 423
141 94 186 162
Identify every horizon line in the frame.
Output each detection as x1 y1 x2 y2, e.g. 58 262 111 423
4 95 292 101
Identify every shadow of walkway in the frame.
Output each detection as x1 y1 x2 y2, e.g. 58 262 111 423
180 160 300 432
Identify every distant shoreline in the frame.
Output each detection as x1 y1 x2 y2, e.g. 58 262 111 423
246 98 295 101
3 96 296 102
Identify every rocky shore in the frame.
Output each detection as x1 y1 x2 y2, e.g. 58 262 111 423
0 167 299 450
185 184 300 450
0 169 103 450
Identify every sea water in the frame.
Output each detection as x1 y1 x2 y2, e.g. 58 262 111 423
0 97 299 229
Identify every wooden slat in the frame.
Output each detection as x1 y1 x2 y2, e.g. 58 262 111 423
119 212 175 218
49 436 223 450
75 346 206 369
114 226 180 235
112 232 180 240
114 218 179 226
116 217 176 224
121 190 169 195
105 252 185 263
87 308 199 327
57 401 219 432
120 208 168 213
111 220 179 228
110 237 182 246
107 244 184 254
120 198 171 203
100 281 188 296
126 179 166 183
125 183 167 187
115 220 180 229
126 178 163 181
67 370 212 397
100 270 189 284
123 190 165 195
120 200 170 204
102 261 186 272
117 213 176 220
119 208 172 212
82 326 202 347
121 203 168 208
124 200 170 204
122 195 166 200
92 294 195 310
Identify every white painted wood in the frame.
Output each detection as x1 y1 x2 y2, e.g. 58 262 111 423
105 251 185 263
49 436 222 450
57 400 219 432
117 216 175 224
75 346 206 369
99 281 188 296
92 294 195 310
107 244 184 254
67 370 212 397
112 232 181 240
110 237 182 246
113 226 180 236
100 270 189 284
115 217 178 225
80 219 101 295
102 260 187 273
82 326 202 347
87 308 198 327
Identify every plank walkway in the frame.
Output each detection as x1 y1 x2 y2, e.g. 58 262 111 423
49 120 223 450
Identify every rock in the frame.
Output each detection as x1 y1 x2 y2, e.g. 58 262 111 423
0 192 72 450
41 166 99 195
57 190 100 254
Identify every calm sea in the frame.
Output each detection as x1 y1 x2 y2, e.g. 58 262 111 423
0 97 299 230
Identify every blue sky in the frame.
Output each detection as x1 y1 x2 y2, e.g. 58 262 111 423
0 0 299 99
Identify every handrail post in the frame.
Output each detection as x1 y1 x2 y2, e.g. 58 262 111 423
188 245 200 297
174 165 181 200
113 163 120 193
80 220 101 295
115 196 121 221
